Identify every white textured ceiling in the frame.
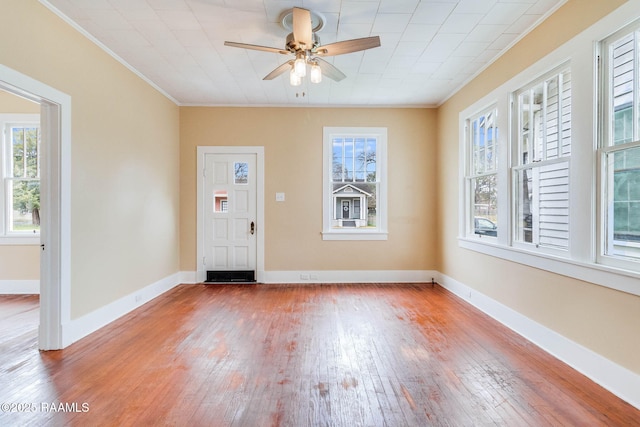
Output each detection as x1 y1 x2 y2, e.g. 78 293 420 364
42 0 566 107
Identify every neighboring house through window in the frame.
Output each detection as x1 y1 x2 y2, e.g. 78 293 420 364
323 127 387 240
1 114 41 242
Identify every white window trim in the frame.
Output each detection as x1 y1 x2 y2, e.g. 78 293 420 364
0 113 40 245
322 127 388 241
457 1 640 298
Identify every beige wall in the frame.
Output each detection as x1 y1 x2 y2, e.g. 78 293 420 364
0 90 41 281
180 107 438 272
1 0 180 317
0 90 40 113
436 0 640 374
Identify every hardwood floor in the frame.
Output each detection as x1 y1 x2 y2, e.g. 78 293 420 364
0 284 638 426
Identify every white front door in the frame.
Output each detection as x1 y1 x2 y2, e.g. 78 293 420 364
204 153 257 274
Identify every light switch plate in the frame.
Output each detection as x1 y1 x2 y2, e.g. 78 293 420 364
275 192 285 202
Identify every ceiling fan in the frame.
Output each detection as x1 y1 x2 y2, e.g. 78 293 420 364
224 7 381 86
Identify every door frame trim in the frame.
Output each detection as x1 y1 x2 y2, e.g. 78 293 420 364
196 146 265 283
0 64 71 350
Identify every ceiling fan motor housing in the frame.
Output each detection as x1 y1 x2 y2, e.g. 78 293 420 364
286 32 320 54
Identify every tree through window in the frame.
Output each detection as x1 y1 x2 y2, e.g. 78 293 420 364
2 119 41 235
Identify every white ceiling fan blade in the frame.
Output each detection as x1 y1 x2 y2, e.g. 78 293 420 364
263 61 295 80
224 41 289 55
292 7 313 49
315 58 346 82
315 36 381 57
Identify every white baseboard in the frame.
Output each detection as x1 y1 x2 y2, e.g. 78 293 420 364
66 272 181 346
179 270 198 284
0 280 39 294
263 270 437 284
180 270 436 284
436 272 640 411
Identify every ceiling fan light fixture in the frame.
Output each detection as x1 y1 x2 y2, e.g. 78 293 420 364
226 7 380 85
294 55 306 77
310 62 322 83
289 68 302 86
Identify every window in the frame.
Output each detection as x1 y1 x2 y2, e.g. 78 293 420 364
322 127 387 240
1 114 41 241
513 65 571 251
465 107 498 238
600 21 640 262
457 5 640 297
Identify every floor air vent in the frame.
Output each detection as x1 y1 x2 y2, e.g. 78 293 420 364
206 270 256 283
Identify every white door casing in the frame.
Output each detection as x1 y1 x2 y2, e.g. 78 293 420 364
197 146 264 283
0 64 72 350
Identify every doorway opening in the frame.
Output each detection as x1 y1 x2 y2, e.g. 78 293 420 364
0 89 41 352
0 64 70 350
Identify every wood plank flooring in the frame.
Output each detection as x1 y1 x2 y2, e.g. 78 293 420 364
0 284 638 426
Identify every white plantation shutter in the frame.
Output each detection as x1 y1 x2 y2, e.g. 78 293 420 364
515 66 571 250
537 161 570 249
612 33 634 129
545 75 560 159
561 73 572 156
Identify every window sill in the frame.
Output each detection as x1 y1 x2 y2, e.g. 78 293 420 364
458 237 640 297
322 230 388 241
0 236 40 245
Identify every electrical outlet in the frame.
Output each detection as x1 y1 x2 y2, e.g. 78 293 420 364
309 274 318 281
300 274 310 280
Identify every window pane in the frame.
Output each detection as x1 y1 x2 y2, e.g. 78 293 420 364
234 162 248 184
332 139 343 181
355 138 365 181
614 106 633 145
608 147 640 254
344 139 353 181
545 76 560 159
466 106 498 240
12 127 25 177
25 127 39 178
518 69 571 164
516 168 534 243
327 131 381 232
365 138 377 182
214 190 228 213
9 180 40 233
331 183 377 229
471 111 497 174
10 125 39 178
610 32 636 145
472 174 498 237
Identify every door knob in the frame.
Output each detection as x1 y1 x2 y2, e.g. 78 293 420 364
250 221 255 235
